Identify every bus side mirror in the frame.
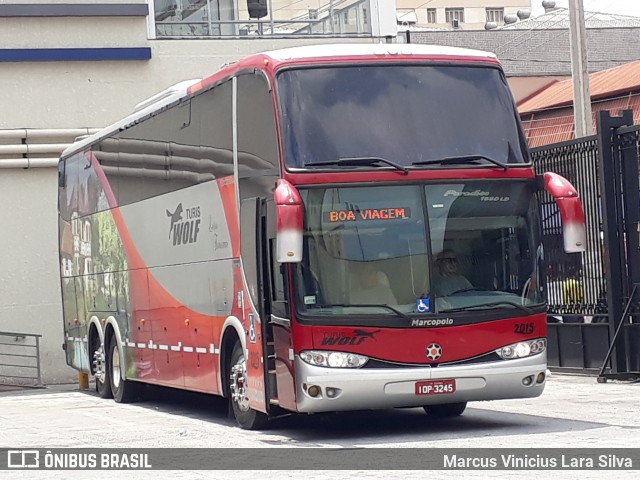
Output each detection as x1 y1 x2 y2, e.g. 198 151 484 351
540 172 587 253
274 179 303 263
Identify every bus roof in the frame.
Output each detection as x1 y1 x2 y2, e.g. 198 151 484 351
61 43 500 159
187 43 501 96
261 43 497 62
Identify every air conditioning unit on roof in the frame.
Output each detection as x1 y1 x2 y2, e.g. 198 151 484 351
451 19 460 28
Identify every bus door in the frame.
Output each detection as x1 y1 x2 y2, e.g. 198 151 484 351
240 197 295 413
264 199 297 411
239 197 270 413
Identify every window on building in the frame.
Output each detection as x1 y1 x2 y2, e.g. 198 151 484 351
445 8 464 24
153 0 372 38
397 10 417 25
426 8 437 24
486 8 504 23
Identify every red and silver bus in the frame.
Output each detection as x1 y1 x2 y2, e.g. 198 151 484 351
58 44 586 429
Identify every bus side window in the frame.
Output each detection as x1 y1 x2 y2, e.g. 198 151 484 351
240 197 260 307
236 72 280 208
270 239 289 318
59 153 83 221
58 159 66 188
110 80 233 206
271 240 286 302
236 72 279 172
266 200 288 318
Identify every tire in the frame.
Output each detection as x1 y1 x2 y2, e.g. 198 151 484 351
108 337 138 403
94 344 112 399
228 342 268 430
423 402 467 418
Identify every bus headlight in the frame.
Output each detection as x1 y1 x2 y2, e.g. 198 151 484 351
300 350 369 368
496 338 546 359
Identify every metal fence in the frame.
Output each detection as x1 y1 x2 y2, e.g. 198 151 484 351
531 114 640 376
0 331 43 387
531 136 607 317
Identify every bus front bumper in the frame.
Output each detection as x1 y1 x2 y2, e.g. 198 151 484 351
294 354 547 413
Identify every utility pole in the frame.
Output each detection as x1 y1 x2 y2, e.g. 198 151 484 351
568 0 593 137
568 0 598 314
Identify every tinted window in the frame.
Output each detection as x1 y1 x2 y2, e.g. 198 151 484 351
237 73 280 203
59 150 108 220
59 152 81 221
237 74 279 172
92 80 233 207
294 185 430 316
278 65 528 169
292 181 543 322
426 181 544 311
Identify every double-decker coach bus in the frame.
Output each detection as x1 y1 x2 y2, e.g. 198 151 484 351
58 44 586 429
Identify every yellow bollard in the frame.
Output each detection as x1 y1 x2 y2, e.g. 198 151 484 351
79 372 89 390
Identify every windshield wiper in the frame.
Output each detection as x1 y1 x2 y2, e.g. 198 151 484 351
448 287 493 295
441 301 533 315
306 157 409 175
319 303 413 322
412 154 508 171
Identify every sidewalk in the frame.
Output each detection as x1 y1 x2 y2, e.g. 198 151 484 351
1 374 639 479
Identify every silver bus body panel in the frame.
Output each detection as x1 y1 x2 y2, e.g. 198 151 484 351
294 354 546 413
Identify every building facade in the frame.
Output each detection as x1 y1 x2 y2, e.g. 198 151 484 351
396 0 531 30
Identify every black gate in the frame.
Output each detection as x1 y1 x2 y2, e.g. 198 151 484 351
531 110 640 378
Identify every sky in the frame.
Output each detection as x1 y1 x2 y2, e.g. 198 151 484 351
530 0 640 17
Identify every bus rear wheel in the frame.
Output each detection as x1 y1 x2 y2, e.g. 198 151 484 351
423 402 467 417
229 342 268 430
94 345 112 399
108 338 138 403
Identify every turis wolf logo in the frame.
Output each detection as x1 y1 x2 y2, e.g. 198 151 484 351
167 203 201 246
321 329 381 346
166 203 184 239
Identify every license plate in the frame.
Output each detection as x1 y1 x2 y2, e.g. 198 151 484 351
415 379 456 396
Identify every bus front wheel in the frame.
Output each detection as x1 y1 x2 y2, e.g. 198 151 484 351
423 402 467 417
229 342 268 430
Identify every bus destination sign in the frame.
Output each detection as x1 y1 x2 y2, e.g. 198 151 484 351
326 207 411 222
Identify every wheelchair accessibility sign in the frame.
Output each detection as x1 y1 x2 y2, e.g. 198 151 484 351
416 298 430 313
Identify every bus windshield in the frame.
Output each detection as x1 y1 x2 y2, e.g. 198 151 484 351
294 181 544 319
277 64 529 169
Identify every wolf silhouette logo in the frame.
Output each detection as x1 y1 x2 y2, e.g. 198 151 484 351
352 329 381 339
166 203 184 239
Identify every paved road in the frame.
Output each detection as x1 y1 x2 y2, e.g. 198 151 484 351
1 373 639 479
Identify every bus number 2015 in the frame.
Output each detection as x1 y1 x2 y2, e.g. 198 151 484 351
514 322 535 335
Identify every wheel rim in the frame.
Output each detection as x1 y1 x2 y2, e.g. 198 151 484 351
93 346 106 384
111 344 121 390
230 353 250 412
